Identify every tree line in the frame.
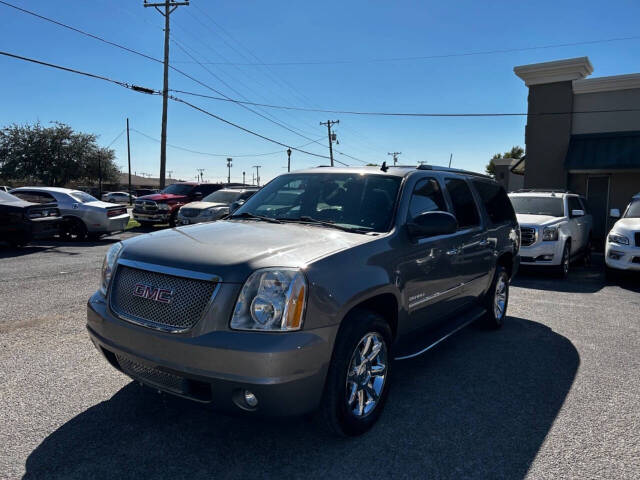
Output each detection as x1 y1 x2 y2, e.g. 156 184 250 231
0 122 119 187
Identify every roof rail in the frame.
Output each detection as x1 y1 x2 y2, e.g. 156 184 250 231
416 164 491 179
512 188 575 194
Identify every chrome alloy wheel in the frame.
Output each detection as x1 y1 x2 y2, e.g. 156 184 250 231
563 246 570 276
494 274 508 320
345 332 388 418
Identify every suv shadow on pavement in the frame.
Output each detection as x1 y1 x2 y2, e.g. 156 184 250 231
24 317 579 479
513 256 605 294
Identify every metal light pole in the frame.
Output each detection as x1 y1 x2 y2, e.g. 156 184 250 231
242 171 246 185
287 148 292 172
227 158 232 185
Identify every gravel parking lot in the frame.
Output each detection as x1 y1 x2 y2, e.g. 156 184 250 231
1 235 639 479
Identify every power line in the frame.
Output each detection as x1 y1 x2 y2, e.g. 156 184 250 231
0 49 348 165
106 129 127 148
170 34 640 66
131 127 325 158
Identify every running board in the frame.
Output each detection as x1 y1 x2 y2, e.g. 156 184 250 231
394 306 486 361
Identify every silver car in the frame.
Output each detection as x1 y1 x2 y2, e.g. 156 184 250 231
102 191 137 204
11 187 130 240
177 187 259 225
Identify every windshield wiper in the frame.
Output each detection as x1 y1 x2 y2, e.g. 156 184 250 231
279 216 372 234
228 212 282 224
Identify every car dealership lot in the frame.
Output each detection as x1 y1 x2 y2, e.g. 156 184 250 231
1 236 639 479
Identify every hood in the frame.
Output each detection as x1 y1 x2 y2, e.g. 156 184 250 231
138 193 186 202
516 214 563 227
182 201 227 210
611 217 640 233
119 220 374 283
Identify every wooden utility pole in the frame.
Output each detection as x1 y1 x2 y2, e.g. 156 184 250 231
387 152 401 166
126 118 132 205
320 120 339 166
227 158 233 184
143 0 189 190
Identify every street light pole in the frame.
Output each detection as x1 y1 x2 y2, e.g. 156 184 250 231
287 148 292 172
227 158 232 185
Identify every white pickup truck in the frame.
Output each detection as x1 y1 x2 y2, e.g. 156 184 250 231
508 190 593 278
605 193 640 274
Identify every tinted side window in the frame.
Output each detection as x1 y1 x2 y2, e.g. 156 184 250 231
408 177 447 221
568 196 582 214
444 178 481 229
472 180 516 225
12 191 54 203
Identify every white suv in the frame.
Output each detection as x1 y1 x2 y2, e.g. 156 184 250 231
605 193 640 273
508 191 593 278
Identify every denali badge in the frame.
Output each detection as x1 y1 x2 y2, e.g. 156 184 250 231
133 283 174 304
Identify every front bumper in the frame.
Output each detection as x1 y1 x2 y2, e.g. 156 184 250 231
87 292 335 416
605 242 640 271
177 211 225 225
518 240 564 266
132 211 170 223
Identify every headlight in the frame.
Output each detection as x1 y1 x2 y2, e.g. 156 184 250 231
608 233 629 245
231 268 307 331
157 203 170 211
100 242 123 295
542 226 559 241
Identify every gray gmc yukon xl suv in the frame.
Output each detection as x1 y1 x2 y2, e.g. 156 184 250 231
88 165 520 436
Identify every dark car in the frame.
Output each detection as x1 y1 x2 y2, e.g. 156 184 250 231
132 182 243 227
0 190 62 246
88 165 519 436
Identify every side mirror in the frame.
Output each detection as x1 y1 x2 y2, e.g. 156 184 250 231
229 199 245 213
407 211 457 239
609 208 621 218
571 209 584 218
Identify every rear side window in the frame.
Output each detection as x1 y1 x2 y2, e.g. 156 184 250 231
13 191 56 204
472 180 516 225
408 177 448 221
444 178 481 229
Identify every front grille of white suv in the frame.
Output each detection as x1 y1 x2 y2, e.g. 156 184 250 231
521 227 536 246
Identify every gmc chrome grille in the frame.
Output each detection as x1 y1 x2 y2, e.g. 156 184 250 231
116 354 185 393
180 208 200 218
109 265 219 332
521 227 536 247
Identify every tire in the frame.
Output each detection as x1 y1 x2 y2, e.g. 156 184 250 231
557 241 571 279
61 217 87 242
481 265 509 329
320 310 393 436
583 235 592 266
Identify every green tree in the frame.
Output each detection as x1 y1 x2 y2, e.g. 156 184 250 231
486 146 524 177
0 122 118 186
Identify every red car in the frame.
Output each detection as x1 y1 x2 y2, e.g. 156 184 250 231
132 182 240 227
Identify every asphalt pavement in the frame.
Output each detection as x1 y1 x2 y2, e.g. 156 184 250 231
1 237 639 479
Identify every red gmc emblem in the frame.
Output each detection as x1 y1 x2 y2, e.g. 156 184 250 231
132 283 174 304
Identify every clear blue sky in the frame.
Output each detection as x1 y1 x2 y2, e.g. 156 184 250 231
1 0 639 184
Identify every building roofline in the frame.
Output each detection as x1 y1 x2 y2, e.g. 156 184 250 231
514 57 593 86
573 72 640 94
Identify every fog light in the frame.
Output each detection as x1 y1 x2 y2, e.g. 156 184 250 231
609 250 623 260
244 390 258 408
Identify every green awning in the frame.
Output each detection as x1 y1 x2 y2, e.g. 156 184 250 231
565 131 640 171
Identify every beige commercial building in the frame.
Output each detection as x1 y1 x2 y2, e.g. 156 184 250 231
513 57 640 242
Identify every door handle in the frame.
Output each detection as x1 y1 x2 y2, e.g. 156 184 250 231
479 239 491 247
446 248 460 256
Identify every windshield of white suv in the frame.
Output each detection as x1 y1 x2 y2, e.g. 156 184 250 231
232 173 401 232
624 199 640 218
70 191 98 203
162 184 194 195
510 196 564 217
203 189 243 204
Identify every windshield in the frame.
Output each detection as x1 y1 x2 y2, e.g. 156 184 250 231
510 196 565 217
161 184 194 195
234 173 401 232
203 189 243 204
624 199 640 218
70 191 98 203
